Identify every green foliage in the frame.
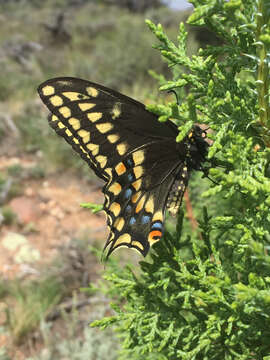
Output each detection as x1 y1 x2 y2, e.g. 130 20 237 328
1 206 17 225
92 0 270 359
80 202 103 214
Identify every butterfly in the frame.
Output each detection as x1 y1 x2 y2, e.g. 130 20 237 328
38 77 209 258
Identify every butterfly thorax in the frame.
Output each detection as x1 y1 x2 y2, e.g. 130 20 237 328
176 126 209 171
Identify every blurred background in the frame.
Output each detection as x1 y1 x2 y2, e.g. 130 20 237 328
0 1 217 358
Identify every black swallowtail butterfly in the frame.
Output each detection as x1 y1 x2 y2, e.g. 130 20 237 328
38 77 209 258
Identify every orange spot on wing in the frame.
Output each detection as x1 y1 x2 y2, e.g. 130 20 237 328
115 162 126 175
148 230 162 243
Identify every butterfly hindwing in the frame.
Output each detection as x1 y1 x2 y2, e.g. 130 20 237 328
102 142 182 256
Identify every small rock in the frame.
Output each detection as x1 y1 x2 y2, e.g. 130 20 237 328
2 232 27 251
9 196 41 224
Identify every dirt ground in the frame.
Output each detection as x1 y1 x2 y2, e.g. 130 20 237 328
0 155 107 280
0 153 113 359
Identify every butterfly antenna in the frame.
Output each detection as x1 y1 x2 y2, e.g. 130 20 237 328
200 167 220 186
167 89 180 105
204 174 220 186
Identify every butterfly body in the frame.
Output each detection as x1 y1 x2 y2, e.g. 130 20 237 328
38 77 208 257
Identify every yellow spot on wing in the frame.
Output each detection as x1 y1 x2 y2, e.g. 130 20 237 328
110 202 121 217
136 195 145 213
63 92 80 101
50 95 63 107
80 145 87 154
68 117 80 130
134 166 143 179
88 112 102 122
111 103 121 119
145 196 154 213
86 143 99 155
132 241 144 251
86 86 98 97
96 155 107 168
107 213 112 226
132 179 142 191
108 182 122 196
113 233 131 247
114 217 125 232
96 123 113 134
78 130 90 143
65 129 72 137
132 191 141 204
132 150 145 165
105 168 112 177
42 85 55 96
78 103 96 111
62 92 87 101
153 210 163 222
117 142 128 155
59 106 71 118
115 162 126 176
107 134 119 143
51 115 58 122
58 122 65 129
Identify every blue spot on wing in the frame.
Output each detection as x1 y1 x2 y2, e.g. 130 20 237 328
129 217 136 225
124 188 132 199
125 205 132 213
126 158 133 167
152 221 163 230
142 215 151 224
128 173 134 182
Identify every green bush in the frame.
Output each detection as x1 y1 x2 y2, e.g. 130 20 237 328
92 0 270 359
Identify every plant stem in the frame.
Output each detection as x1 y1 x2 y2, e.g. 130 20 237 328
256 0 270 140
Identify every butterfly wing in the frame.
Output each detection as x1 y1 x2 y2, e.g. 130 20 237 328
38 77 180 257
38 77 177 179
103 141 185 257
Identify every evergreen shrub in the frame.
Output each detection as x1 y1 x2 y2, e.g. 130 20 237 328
92 0 270 359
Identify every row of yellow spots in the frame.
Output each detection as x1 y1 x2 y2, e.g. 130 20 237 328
106 150 146 216
50 111 126 169
107 178 142 203
41 84 99 98
42 84 128 158
54 103 127 159
106 206 163 253
114 159 144 179
132 193 154 215
111 233 144 252
50 115 98 170
49 95 94 108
